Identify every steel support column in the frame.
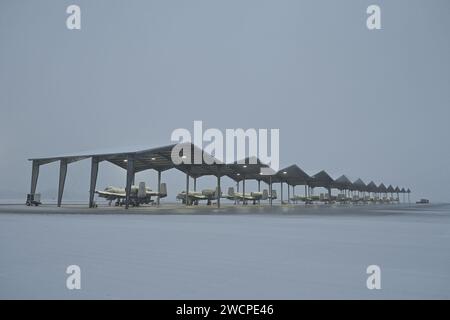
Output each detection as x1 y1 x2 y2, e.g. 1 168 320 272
157 170 161 206
125 155 135 209
89 157 99 208
257 179 261 205
185 172 189 206
30 160 40 195
280 182 283 205
216 175 221 208
288 184 290 204
57 159 68 207
242 176 246 205
269 176 273 206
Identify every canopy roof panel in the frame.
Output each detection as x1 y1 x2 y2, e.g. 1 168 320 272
225 156 270 181
378 183 388 192
309 170 334 188
266 165 311 185
29 143 264 178
332 175 353 190
106 144 178 173
352 178 366 191
29 144 405 192
366 181 378 192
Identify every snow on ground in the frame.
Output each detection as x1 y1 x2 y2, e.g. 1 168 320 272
1 203 450 299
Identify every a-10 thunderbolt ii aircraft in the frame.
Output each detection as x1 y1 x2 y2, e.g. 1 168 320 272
225 187 275 205
96 182 167 206
176 188 221 205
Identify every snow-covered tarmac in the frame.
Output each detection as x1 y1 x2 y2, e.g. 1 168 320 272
1 203 449 299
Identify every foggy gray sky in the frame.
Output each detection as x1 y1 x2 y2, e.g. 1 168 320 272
1 0 449 202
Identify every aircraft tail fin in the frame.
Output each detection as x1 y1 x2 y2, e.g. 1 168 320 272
214 187 222 198
138 182 146 198
271 190 277 199
262 189 269 200
160 183 167 197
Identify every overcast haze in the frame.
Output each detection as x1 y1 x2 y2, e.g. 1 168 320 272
1 0 449 202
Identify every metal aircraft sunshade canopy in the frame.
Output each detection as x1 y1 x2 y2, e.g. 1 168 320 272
225 156 270 182
351 178 366 192
169 143 234 178
366 181 378 193
401 188 406 193
274 165 311 186
277 164 311 186
29 144 181 171
29 142 241 180
387 185 395 193
309 170 334 188
27 142 263 209
332 175 353 190
29 142 242 177
394 186 401 193
378 183 388 193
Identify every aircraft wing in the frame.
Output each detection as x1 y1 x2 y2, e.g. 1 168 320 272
177 193 208 201
179 189 223 202
96 190 126 199
226 193 255 201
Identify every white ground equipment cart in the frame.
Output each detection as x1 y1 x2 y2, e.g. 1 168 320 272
26 193 41 206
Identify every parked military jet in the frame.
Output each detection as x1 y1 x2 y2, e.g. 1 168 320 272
290 195 313 204
96 182 167 206
176 188 220 205
225 187 269 204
